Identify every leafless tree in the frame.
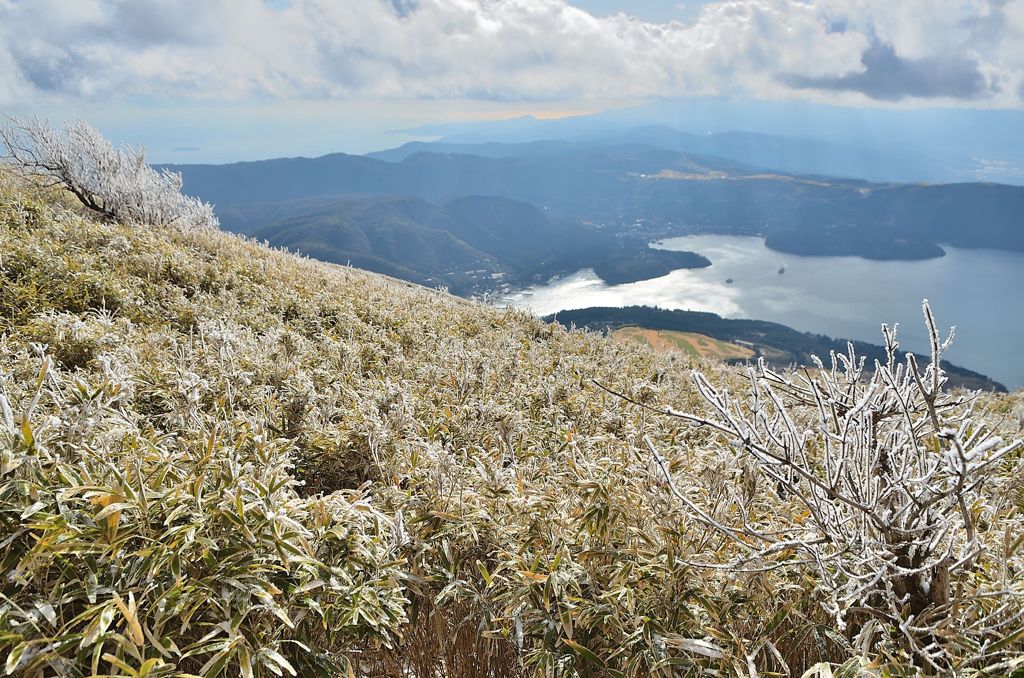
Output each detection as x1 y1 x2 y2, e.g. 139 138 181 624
0 115 217 230
640 302 1022 672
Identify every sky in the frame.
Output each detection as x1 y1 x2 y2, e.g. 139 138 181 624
0 0 1022 162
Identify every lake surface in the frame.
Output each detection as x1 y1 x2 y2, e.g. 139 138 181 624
502 235 1024 390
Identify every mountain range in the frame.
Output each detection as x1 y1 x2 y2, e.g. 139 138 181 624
367 125 921 183
400 99 1024 185
167 135 1024 281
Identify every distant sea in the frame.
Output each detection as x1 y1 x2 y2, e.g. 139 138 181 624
503 234 1024 391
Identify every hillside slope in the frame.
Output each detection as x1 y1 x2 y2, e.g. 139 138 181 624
227 194 500 291
221 193 710 293
1 177 1022 677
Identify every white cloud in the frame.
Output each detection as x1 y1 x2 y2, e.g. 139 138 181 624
0 0 1020 108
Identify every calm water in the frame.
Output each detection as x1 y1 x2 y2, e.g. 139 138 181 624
503 235 1024 390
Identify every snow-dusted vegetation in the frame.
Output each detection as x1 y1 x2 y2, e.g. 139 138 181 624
637 308 1022 673
0 116 217 231
0 149 1022 676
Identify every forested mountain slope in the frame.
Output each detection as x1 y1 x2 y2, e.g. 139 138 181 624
221 193 709 293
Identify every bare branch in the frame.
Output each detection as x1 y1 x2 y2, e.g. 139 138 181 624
0 115 217 231
621 303 1022 670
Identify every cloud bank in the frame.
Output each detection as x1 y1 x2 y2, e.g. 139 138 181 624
784 39 993 101
0 0 1021 108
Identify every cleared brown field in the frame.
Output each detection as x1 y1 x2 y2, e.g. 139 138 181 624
612 325 755 360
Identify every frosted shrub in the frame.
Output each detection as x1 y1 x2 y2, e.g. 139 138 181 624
649 302 1023 672
0 115 217 230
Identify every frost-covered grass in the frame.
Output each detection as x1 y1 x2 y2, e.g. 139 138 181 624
0 173 1023 676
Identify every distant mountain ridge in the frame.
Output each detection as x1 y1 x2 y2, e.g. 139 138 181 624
165 143 767 207
369 125 919 182
167 141 1024 266
399 100 1024 185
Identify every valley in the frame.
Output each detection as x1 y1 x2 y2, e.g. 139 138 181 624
218 193 710 294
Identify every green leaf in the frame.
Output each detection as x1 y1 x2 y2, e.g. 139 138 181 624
102 653 138 675
198 648 233 678
94 502 131 521
261 648 296 676
19 418 33 449
238 645 254 678
989 624 1024 653
20 501 46 520
764 605 791 634
5 642 28 675
34 601 57 627
81 604 117 649
475 560 493 588
138 658 164 677
670 637 726 660
563 639 605 668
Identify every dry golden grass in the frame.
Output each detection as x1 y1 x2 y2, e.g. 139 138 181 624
611 326 755 361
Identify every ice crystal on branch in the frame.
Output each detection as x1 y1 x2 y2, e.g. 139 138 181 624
653 301 1022 671
0 115 217 230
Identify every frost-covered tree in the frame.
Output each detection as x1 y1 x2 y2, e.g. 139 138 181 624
642 302 1022 672
0 115 217 230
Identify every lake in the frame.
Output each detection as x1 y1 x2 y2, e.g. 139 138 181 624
502 235 1024 391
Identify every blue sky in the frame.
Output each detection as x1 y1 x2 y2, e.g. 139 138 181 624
572 1 714 22
0 0 1021 162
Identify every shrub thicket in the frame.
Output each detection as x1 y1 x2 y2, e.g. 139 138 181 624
0 168 1022 676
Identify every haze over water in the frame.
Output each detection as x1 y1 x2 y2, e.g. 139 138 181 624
504 235 1024 390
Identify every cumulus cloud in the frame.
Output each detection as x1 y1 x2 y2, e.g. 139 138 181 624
0 0 1020 108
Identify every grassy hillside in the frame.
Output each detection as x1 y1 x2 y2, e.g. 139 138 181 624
610 327 755 361
1 175 1023 677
